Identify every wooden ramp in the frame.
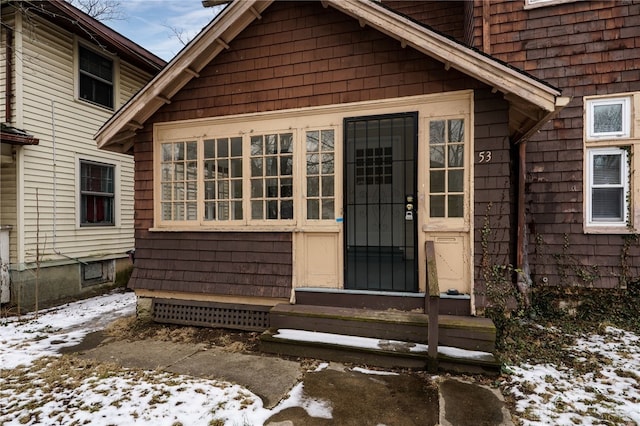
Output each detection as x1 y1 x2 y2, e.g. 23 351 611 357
260 304 501 374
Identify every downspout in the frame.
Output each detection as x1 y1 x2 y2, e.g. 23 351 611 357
513 97 571 309
4 24 12 123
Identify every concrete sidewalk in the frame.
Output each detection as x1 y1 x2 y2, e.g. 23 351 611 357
65 332 513 426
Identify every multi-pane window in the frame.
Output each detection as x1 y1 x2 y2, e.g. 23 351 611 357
204 137 243 221
587 148 628 225
80 161 114 226
79 45 114 109
306 129 335 220
428 119 465 218
250 133 294 220
161 141 198 221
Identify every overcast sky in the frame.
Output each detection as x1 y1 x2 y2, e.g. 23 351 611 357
106 0 225 61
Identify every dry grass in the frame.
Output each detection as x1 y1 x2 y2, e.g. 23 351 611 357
104 315 261 353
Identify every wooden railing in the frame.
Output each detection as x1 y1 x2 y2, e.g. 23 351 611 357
425 240 439 372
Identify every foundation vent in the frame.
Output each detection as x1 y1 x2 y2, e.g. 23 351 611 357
152 299 270 331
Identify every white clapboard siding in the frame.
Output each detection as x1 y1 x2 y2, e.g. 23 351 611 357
15 14 150 264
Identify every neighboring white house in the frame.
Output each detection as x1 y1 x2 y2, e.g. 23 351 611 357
0 0 165 310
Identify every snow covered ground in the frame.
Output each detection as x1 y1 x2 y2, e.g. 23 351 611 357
0 291 333 425
502 326 640 425
1 291 639 425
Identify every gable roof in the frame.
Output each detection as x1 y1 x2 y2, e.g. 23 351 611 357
95 0 568 153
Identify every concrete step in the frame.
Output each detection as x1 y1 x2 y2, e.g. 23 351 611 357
260 328 501 374
269 304 496 352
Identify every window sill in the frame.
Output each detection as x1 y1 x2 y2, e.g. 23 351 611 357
584 226 638 235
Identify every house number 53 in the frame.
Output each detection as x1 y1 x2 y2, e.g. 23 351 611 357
478 151 492 163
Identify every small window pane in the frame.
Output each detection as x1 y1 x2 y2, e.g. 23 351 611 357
251 180 263 198
322 176 334 197
162 144 172 161
281 200 294 219
307 199 319 219
232 201 243 220
266 179 278 198
252 201 263 219
280 133 294 153
266 157 278 176
448 170 464 193
251 136 263 155
321 154 334 174
321 199 334 219
232 180 243 198
430 195 445 217
231 137 242 156
267 200 278 219
217 138 229 157
448 119 464 142
251 158 263 176
307 131 319 153
281 178 293 197
448 145 464 168
430 146 445 168
430 121 445 144
430 171 445 193
231 159 243 178
204 140 215 158
307 177 319 197
321 130 335 151
186 142 197 160
593 104 623 134
307 154 319 174
281 156 293 176
266 135 277 154
448 195 464 217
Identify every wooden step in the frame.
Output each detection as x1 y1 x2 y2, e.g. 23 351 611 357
260 328 501 374
269 304 496 352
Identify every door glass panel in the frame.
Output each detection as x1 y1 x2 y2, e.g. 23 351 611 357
428 119 465 219
305 129 335 220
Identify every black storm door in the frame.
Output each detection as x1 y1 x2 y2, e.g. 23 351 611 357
344 113 418 292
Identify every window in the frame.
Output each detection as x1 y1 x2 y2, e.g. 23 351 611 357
250 133 294 220
80 161 114 226
160 141 198 221
79 45 114 109
305 129 335 220
587 97 630 140
584 93 639 233
586 148 628 226
204 137 243 221
428 119 465 218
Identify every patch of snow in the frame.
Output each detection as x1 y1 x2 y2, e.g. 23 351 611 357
270 382 333 420
351 367 399 376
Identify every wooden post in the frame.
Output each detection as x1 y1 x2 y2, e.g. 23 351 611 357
425 241 439 373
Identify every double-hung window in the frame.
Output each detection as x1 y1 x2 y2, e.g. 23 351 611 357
80 160 115 226
584 94 638 232
78 45 114 109
586 148 628 226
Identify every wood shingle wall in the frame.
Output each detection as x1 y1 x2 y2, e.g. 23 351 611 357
475 0 640 289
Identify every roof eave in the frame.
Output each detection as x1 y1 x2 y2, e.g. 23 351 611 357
96 0 271 154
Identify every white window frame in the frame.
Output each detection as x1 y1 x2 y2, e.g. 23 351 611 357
585 147 629 228
586 97 631 140
524 0 582 9
583 93 640 234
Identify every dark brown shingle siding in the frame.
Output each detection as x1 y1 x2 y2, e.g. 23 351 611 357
129 231 292 299
471 0 640 289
